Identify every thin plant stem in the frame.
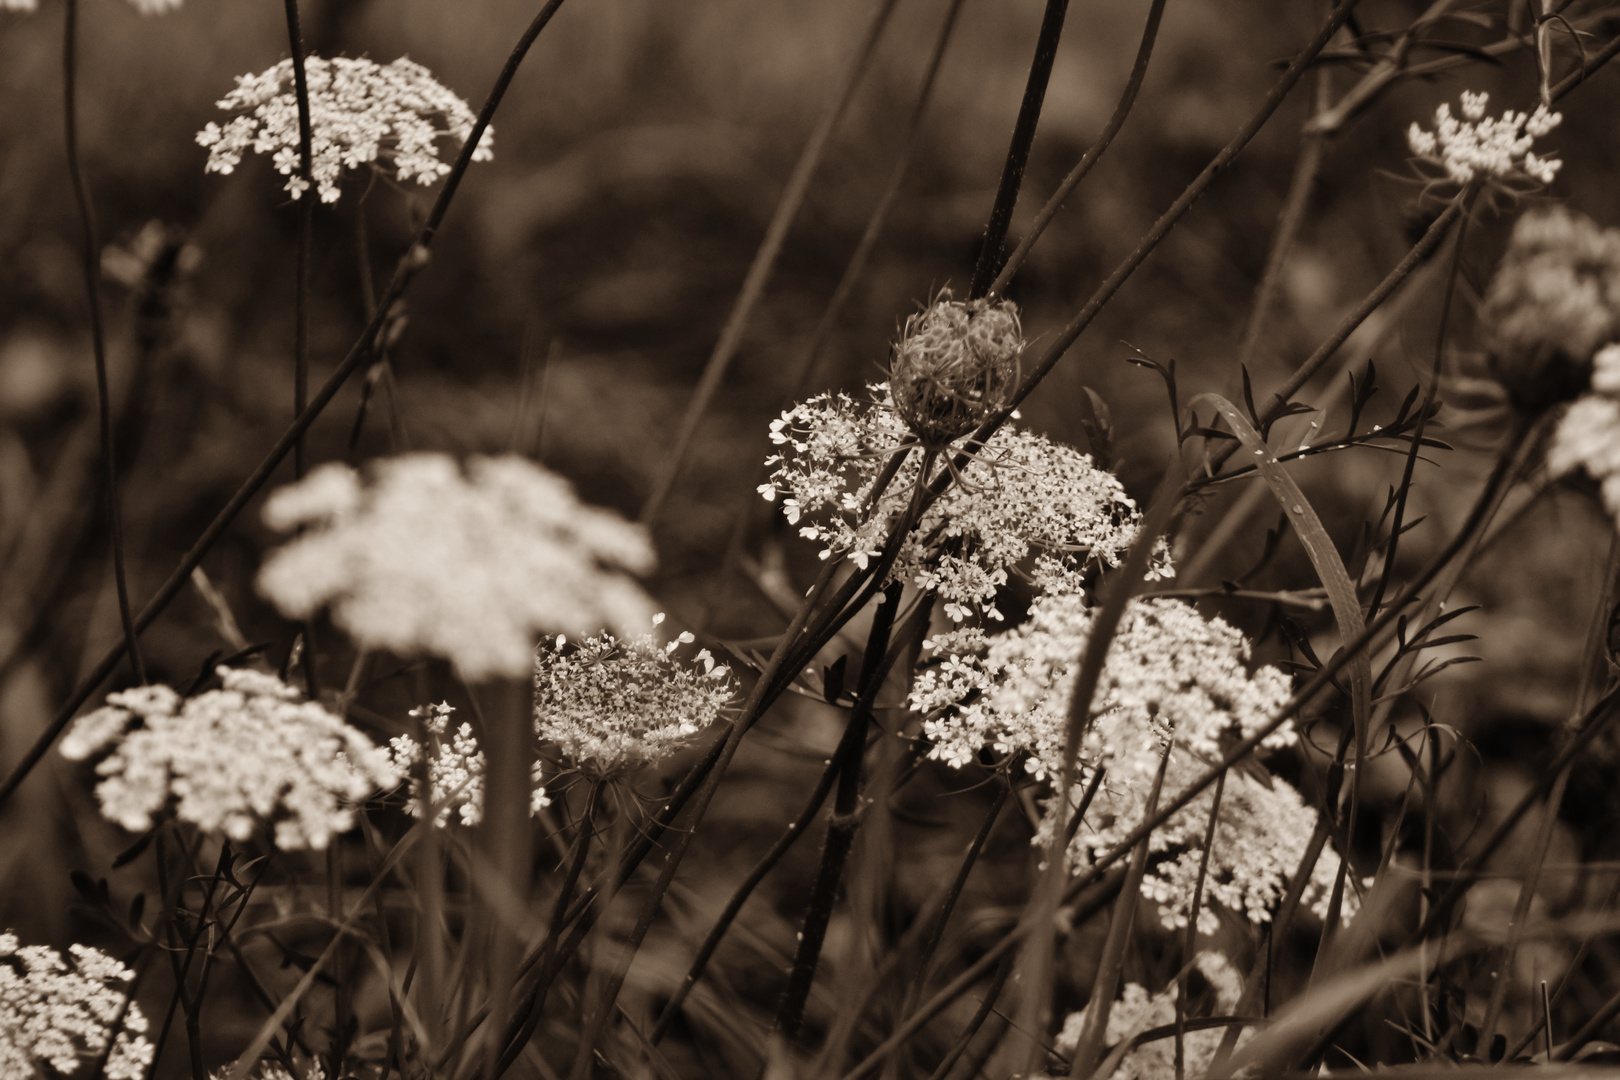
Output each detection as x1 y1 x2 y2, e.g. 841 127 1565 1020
1175 768 1226 1080
0 0 572 814
922 954 1015 1080
1232 64 1331 374
772 581 907 1045
968 0 1069 299
284 0 315 483
63 0 145 686
639 0 902 529
989 0 1360 425
1067 748 1171 1079
649 746 846 1044
984 0 1166 299
701 0 968 632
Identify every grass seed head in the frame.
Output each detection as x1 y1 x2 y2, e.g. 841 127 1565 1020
889 292 1021 446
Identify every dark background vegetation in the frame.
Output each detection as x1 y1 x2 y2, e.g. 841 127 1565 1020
6 0 1620 1072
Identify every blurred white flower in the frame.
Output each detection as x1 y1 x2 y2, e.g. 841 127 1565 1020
914 593 1351 928
0 931 153 1080
196 56 493 203
761 385 1168 621
2 0 180 13
1055 953 1247 1079
535 619 735 776
60 668 396 851
1406 90 1561 187
387 702 550 827
258 454 657 681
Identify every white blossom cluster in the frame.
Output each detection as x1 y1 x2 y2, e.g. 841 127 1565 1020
759 385 1168 621
913 594 1350 929
1 932 153 1080
1406 90 1562 186
258 454 657 682
386 702 550 827
1549 344 1620 521
1055 952 1247 1079
2 0 179 14
535 615 735 776
196 56 493 203
60 669 396 851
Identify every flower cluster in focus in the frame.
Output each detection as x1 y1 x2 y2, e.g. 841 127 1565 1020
1483 206 1620 413
387 702 550 827
889 293 1021 445
535 615 735 777
1406 90 1561 187
258 454 656 681
197 56 493 203
1 931 153 1080
760 385 1168 621
1055 952 1247 1079
913 594 1350 929
60 668 396 850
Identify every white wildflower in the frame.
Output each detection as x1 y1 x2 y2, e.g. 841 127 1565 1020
914 593 1350 928
1406 90 1561 188
1055 953 1248 1079
3 0 180 13
0 932 154 1080
386 702 551 827
258 454 657 682
762 385 1169 621
196 56 493 203
60 668 396 851
535 620 735 776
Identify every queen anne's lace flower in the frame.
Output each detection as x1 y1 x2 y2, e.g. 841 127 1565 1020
913 593 1350 929
196 56 493 203
535 615 735 776
1482 207 1620 412
60 669 396 851
1055 952 1247 1079
760 386 1168 621
1406 90 1561 187
386 702 550 827
1 932 154 1080
258 454 657 681
889 293 1021 445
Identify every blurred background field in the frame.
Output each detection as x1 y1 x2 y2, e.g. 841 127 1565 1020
7 0 1620 1071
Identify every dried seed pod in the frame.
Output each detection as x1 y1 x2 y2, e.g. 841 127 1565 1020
889 293 1022 445
1483 206 1620 413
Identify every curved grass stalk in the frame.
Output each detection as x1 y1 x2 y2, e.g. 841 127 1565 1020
984 0 1168 299
62 0 144 686
967 0 1070 299
638 0 902 529
0 0 573 815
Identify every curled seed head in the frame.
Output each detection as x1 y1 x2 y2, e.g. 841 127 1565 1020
889 292 1022 445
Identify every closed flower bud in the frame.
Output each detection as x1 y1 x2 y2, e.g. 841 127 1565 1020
889 293 1021 445
1483 206 1620 413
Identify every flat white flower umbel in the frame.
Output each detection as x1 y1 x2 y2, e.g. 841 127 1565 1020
0 932 153 1080
197 56 493 203
258 454 657 681
914 594 1350 929
535 617 735 777
1406 89 1561 188
760 386 1167 621
60 669 396 851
